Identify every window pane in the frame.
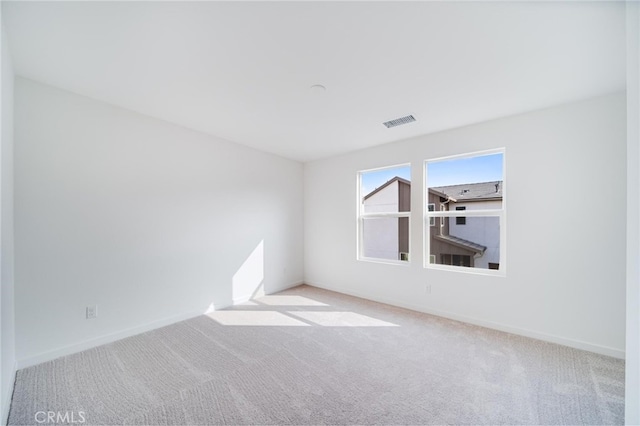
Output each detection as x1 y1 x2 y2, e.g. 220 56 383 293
362 217 409 261
427 153 503 210
429 216 500 270
361 165 411 213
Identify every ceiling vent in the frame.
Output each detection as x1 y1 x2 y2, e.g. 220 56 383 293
383 114 416 128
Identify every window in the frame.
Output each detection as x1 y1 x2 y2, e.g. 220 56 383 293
425 149 505 274
441 254 471 267
358 164 411 263
428 203 435 226
455 206 466 225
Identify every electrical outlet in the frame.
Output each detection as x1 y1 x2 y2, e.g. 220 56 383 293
86 305 97 319
425 284 432 294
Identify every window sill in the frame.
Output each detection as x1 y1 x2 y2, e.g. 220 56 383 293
358 257 412 267
425 263 506 277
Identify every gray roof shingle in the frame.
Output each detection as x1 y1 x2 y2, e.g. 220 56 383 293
432 181 502 201
434 234 487 255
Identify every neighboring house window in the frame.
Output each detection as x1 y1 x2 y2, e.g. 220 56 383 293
428 203 435 226
442 254 471 267
455 206 466 225
425 149 505 274
358 164 411 263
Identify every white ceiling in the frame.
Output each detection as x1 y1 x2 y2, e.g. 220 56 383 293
2 1 626 162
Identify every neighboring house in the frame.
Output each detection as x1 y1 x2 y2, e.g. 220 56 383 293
362 177 410 260
429 181 502 269
362 177 502 268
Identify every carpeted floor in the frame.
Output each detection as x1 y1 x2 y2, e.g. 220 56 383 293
8 285 625 425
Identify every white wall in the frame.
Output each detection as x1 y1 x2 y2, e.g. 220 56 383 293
0 17 15 425
305 93 626 358
626 1 640 423
14 78 304 367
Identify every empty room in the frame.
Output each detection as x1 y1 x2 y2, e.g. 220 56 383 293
1 1 639 425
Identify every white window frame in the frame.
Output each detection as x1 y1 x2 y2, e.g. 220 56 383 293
424 148 506 276
357 163 411 265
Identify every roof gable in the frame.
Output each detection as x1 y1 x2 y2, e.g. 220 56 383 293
363 176 410 201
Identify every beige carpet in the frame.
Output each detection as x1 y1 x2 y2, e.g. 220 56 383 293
8 285 625 425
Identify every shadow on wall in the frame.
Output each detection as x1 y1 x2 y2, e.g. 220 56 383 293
204 240 265 314
232 240 265 304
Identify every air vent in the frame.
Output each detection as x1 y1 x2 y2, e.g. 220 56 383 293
383 114 416 128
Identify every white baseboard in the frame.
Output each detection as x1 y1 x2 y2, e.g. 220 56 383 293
2 361 17 425
267 280 304 295
232 296 252 305
16 308 215 369
305 280 625 360
233 280 304 305
16 280 306 370
17 297 239 370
